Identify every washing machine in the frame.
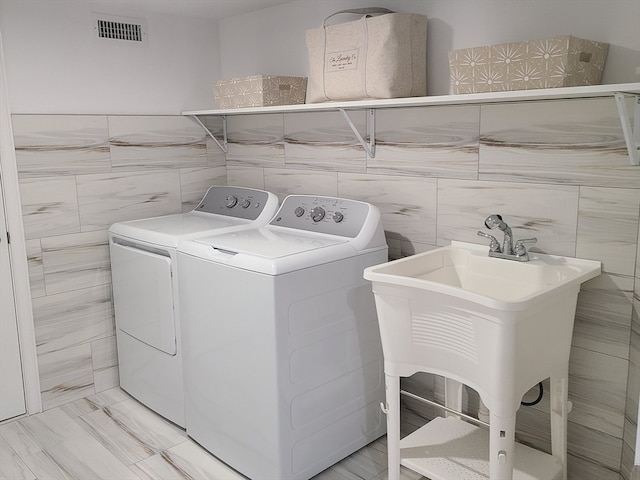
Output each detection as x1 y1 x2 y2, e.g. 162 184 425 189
177 195 388 480
108 186 278 427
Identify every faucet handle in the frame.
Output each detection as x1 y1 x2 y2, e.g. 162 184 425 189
514 237 537 256
477 231 501 253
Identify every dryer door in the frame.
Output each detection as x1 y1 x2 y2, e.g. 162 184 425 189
110 242 177 355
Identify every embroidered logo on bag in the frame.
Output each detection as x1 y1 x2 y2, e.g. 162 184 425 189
327 49 359 71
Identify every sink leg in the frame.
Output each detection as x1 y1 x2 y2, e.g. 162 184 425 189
385 374 401 480
489 411 516 480
550 375 569 480
445 378 464 419
478 396 491 424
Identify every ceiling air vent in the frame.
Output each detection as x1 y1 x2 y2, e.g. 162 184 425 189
93 14 148 45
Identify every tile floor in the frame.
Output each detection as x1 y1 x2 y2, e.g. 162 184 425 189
0 388 428 480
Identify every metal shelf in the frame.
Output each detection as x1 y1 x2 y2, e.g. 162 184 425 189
183 83 640 163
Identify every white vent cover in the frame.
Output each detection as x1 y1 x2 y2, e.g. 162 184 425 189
93 14 148 45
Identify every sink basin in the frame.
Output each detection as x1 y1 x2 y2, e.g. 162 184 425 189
365 241 601 311
363 239 601 406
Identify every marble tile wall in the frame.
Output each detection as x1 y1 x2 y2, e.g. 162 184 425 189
10 95 639 479
623 217 640 480
12 114 226 410
221 96 639 480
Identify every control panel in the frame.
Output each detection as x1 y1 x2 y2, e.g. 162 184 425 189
195 186 272 220
269 195 371 238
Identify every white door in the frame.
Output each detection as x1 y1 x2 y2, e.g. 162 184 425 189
0 170 26 421
110 241 176 355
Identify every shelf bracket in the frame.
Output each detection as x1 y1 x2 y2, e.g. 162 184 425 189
338 108 376 158
614 93 639 166
189 115 228 154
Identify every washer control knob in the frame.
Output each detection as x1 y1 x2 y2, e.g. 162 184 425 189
332 211 344 223
241 199 251 208
226 195 238 208
310 206 326 222
294 207 305 217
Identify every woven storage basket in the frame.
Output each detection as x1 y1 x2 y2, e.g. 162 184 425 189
448 35 608 94
306 8 427 102
214 75 307 108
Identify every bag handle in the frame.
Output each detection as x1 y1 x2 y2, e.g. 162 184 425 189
322 7 394 27
320 7 392 100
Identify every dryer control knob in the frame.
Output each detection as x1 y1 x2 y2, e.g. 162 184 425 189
332 211 344 223
310 206 326 222
241 199 251 208
294 207 305 217
226 195 238 208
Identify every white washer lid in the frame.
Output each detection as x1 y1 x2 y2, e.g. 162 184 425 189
195 227 347 260
183 226 365 275
109 211 253 248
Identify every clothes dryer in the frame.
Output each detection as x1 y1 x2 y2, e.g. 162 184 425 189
108 186 278 427
178 195 388 480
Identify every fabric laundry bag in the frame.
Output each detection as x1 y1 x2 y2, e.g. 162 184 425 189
305 8 427 103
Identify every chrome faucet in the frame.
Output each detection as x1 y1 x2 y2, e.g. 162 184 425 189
478 214 538 262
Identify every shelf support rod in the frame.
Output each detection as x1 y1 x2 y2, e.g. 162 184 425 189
614 93 639 166
190 115 228 154
338 108 376 158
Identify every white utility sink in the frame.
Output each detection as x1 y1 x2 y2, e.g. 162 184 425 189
364 241 601 480
365 241 601 311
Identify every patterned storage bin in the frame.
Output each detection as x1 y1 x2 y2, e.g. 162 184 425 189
214 75 307 108
448 35 608 94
